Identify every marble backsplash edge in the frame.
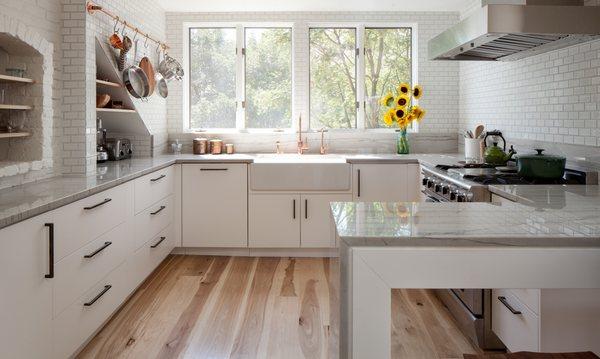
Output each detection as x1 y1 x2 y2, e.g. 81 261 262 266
166 132 459 155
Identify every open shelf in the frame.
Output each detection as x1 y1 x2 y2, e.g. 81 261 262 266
0 132 30 139
0 104 33 110
96 79 122 88
0 74 35 84
96 107 136 113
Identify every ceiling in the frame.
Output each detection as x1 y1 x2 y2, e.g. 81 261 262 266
157 0 471 12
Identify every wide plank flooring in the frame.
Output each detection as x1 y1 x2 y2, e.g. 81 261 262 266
79 255 482 359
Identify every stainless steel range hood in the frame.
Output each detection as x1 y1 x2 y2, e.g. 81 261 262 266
429 0 600 61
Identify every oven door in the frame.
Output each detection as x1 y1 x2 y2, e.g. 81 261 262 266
421 189 444 202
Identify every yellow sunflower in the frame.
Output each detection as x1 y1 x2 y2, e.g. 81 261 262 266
394 94 410 108
411 106 426 121
397 82 410 95
394 107 407 120
412 85 423 99
379 92 394 107
383 109 395 126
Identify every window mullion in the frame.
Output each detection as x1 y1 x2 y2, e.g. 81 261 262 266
356 25 366 130
236 25 245 130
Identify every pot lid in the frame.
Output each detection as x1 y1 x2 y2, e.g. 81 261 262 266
517 148 566 161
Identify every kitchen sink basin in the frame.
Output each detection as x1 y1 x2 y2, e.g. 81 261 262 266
250 155 351 191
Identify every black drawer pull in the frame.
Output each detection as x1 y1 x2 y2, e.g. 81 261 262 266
293 199 296 219
84 285 112 307
150 174 166 182
84 242 112 258
200 168 228 171
497 296 522 315
44 223 54 279
357 169 361 197
151 205 166 215
305 199 308 219
84 198 112 210
150 236 166 248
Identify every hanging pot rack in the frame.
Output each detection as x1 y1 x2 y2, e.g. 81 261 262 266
86 1 169 51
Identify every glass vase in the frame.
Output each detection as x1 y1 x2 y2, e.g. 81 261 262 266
396 128 409 154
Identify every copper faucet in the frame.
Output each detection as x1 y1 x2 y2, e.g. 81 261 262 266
297 115 309 154
319 127 328 155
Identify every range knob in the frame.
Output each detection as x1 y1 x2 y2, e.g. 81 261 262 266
422 177 429 186
434 183 442 193
457 193 466 202
427 179 435 188
450 190 457 201
442 185 450 195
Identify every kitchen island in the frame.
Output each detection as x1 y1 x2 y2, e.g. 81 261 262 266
331 186 600 358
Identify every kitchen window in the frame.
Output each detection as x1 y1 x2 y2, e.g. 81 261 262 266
309 25 416 130
188 25 292 131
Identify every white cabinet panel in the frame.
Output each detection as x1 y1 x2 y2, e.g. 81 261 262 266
134 195 173 250
182 164 248 247
53 182 132 261
406 164 421 202
353 164 418 202
301 194 352 248
134 165 174 214
492 289 540 352
249 194 300 248
0 214 53 359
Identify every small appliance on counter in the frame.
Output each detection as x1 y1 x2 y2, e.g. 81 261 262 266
96 117 108 163
105 138 133 161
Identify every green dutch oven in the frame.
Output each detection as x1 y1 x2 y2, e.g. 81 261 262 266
516 149 566 180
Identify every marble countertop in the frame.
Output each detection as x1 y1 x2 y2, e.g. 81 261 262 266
0 152 456 229
331 185 600 248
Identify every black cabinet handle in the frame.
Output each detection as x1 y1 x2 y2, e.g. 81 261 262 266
497 296 522 315
44 223 54 279
293 199 296 219
200 168 228 171
150 174 166 182
84 242 112 258
150 236 166 248
84 198 112 210
151 205 166 215
84 285 112 307
357 169 361 197
305 199 308 219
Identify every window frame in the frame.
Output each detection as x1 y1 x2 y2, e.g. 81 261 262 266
308 22 418 133
183 21 417 133
184 22 294 133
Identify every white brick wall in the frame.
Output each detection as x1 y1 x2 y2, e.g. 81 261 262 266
459 1 600 152
165 11 461 152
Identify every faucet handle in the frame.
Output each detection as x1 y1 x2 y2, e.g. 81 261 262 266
276 140 283 154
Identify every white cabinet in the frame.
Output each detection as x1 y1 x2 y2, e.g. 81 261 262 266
353 163 420 202
249 194 300 248
182 163 248 247
301 194 352 248
0 214 54 359
249 193 351 248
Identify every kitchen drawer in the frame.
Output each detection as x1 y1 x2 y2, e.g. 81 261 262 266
53 260 134 359
128 224 175 289
509 288 540 315
53 182 132 262
53 221 133 317
134 195 173 250
492 289 540 352
134 166 174 214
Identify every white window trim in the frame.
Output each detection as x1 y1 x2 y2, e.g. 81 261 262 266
182 21 418 133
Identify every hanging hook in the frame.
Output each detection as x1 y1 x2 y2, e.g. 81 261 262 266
113 16 120 34
132 28 139 42
121 21 128 36
156 42 161 54
144 34 149 48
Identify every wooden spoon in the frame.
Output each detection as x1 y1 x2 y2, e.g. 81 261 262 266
474 124 485 139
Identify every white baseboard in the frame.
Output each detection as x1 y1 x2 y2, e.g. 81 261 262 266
172 247 339 258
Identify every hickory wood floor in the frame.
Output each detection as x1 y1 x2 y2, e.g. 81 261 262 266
78 255 481 359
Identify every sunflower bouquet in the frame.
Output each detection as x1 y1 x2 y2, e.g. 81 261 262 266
380 83 425 130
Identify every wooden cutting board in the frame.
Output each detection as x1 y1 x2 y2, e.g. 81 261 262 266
139 57 156 95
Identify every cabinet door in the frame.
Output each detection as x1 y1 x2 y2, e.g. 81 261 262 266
249 194 300 248
353 164 409 202
0 214 53 358
182 164 248 247
301 193 352 248
405 164 421 202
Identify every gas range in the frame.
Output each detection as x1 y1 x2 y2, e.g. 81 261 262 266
421 163 587 203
